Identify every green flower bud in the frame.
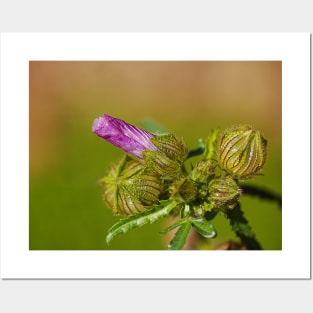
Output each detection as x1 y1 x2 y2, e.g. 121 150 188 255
218 125 267 178
169 177 197 203
190 160 215 183
99 155 162 216
142 134 188 177
208 177 241 209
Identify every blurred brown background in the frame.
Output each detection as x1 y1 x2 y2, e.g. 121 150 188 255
29 61 282 250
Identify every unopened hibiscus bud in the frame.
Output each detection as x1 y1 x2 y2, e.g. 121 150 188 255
218 125 267 179
142 134 188 177
208 177 241 209
100 155 162 216
92 114 158 159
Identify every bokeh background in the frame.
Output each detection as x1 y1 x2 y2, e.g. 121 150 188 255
29 61 282 250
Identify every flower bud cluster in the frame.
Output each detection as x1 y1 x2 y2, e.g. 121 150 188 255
93 115 267 216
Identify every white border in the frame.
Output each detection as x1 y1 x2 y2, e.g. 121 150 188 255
0 33 310 279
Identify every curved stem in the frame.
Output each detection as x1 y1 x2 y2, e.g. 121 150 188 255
187 146 204 159
241 184 282 209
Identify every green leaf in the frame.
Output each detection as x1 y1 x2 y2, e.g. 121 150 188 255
180 204 191 218
138 119 168 134
106 200 177 244
168 219 192 250
159 219 187 235
204 128 220 161
191 218 216 238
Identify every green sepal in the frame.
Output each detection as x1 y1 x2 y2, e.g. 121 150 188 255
159 219 187 235
168 219 192 250
143 150 181 177
106 200 177 244
151 134 188 163
191 218 216 238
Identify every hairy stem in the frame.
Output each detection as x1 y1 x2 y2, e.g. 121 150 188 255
225 203 262 250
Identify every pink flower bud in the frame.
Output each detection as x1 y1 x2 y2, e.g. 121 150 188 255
92 114 158 158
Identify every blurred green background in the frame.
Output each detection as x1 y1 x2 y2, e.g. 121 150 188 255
29 61 282 250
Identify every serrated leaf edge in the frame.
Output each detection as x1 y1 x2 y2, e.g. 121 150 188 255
106 200 178 244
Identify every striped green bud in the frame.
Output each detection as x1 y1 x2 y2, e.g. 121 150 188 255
99 155 162 216
208 177 241 209
142 134 188 177
218 125 267 178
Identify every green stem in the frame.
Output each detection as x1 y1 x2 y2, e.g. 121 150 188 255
186 138 205 159
225 203 262 250
241 184 282 209
187 146 204 159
